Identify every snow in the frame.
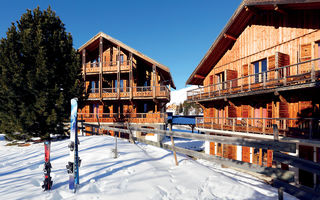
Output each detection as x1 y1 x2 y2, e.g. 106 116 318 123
0 134 297 200
167 86 198 112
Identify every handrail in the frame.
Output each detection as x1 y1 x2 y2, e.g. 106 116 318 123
187 58 320 99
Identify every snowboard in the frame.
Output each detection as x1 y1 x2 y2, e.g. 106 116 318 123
66 98 80 192
42 140 52 190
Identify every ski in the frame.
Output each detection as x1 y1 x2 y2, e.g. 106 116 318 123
67 98 80 192
42 140 53 190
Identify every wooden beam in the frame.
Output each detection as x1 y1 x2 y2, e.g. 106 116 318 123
82 49 86 81
123 136 294 182
273 179 320 200
100 126 297 153
117 46 120 99
273 151 320 175
194 74 205 79
274 5 287 15
279 95 288 103
224 33 237 41
99 36 103 99
245 6 259 15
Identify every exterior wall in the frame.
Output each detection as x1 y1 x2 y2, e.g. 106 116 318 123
201 10 320 126
199 10 320 188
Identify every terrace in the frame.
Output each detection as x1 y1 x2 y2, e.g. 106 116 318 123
187 58 320 102
87 85 170 100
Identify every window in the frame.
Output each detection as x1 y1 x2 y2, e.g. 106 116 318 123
253 59 267 83
215 72 225 90
120 54 124 64
91 81 99 93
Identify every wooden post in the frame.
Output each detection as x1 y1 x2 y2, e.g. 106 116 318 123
278 187 284 200
126 122 135 144
117 46 120 99
169 124 178 166
283 67 287 86
99 37 103 99
263 72 266 89
232 118 235 132
247 118 249 133
82 49 86 81
129 53 133 99
311 59 315 82
248 75 251 90
153 65 156 99
273 124 279 141
309 120 313 139
262 118 266 134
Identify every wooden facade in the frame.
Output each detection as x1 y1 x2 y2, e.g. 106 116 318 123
186 0 320 188
78 32 175 124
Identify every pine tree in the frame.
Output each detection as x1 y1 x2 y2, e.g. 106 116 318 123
0 7 84 141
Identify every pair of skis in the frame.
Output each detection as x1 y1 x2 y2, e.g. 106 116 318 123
42 140 53 190
66 98 81 193
42 98 80 192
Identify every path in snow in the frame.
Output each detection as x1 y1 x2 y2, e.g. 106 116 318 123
0 134 296 200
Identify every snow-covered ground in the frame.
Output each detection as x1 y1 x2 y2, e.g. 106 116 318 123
0 134 296 200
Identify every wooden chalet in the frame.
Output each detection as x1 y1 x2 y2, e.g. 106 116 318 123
78 32 175 139
186 0 320 188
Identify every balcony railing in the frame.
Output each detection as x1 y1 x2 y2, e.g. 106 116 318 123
196 117 320 139
87 86 170 99
84 60 131 74
78 112 167 123
187 58 320 101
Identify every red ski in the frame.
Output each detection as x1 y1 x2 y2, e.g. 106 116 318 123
42 141 53 190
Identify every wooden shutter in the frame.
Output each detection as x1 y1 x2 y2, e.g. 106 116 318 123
242 105 249 118
279 102 289 118
242 147 251 163
209 142 215 155
301 43 312 61
228 105 237 117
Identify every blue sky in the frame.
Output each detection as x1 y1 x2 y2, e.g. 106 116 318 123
0 0 241 90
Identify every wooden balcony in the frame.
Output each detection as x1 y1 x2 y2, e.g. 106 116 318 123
187 58 320 102
84 60 131 74
87 86 170 100
196 117 320 139
78 112 167 124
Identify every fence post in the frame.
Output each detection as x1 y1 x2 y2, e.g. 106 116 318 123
169 124 178 166
278 187 284 200
81 115 84 136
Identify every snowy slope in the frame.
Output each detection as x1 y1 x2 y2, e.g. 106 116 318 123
167 86 198 109
0 134 296 200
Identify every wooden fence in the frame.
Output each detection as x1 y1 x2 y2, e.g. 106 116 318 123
81 122 320 199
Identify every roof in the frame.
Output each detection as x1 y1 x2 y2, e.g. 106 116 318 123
79 32 176 89
186 0 320 85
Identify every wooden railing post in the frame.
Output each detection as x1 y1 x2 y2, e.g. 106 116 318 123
248 75 251 90
311 60 315 82
309 119 313 139
262 118 266 134
283 67 287 86
246 118 249 133
263 72 266 89
232 118 235 132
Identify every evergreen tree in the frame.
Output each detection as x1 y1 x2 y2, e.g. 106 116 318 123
0 7 84 141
